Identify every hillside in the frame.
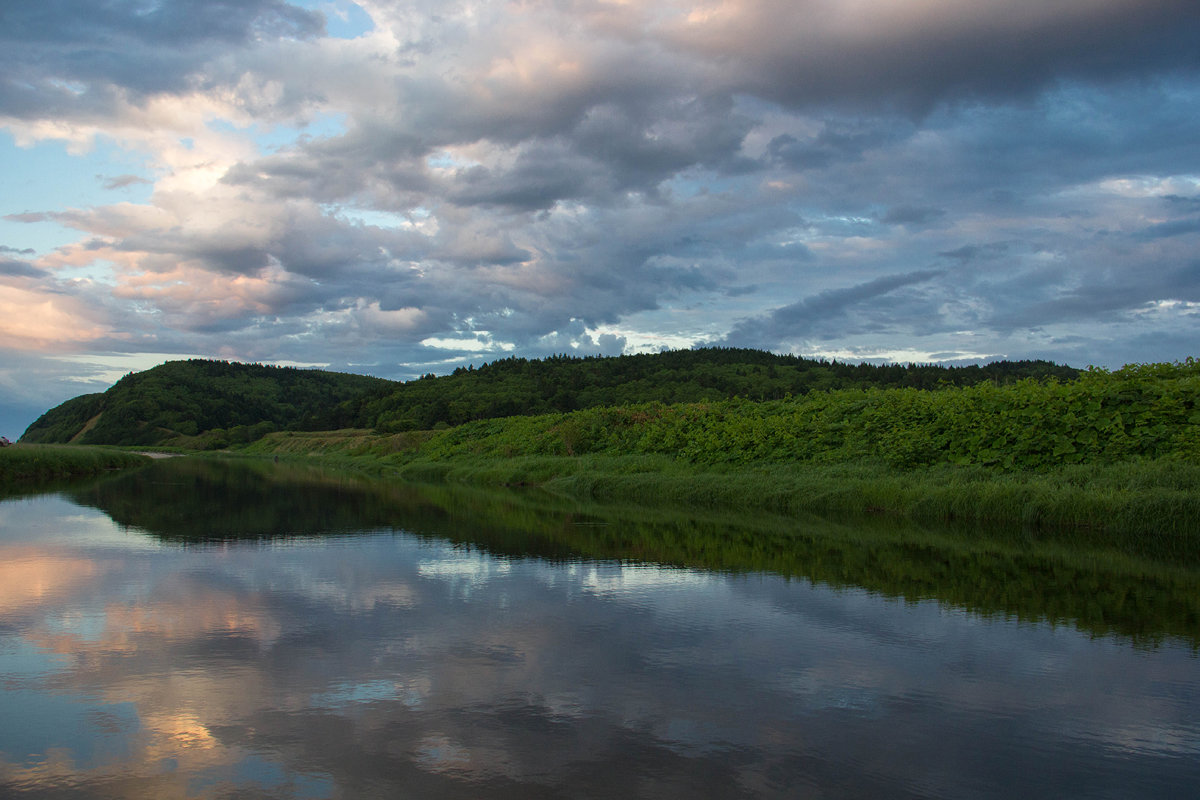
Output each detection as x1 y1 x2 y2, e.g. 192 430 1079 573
329 348 1080 432
389 360 1200 470
20 350 1080 447
20 360 394 447
240 358 1200 537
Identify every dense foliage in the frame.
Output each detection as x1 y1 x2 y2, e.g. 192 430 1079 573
21 360 393 447
409 359 1200 470
238 358 1199 538
21 348 1080 446
336 348 1079 432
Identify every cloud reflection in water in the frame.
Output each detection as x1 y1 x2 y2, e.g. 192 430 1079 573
0 490 1198 798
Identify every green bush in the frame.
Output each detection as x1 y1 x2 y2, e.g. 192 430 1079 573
402 358 1199 471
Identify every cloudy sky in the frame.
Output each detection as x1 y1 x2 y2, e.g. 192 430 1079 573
2 0 1199 436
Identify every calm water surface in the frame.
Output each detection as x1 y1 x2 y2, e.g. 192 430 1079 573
1 460 1198 798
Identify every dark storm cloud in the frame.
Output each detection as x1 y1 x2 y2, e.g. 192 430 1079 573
566 96 758 189
446 149 597 211
882 206 946 227
235 89 758 216
209 141 792 352
767 120 909 170
938 243 1010 264
165 1 1200 366
465 191 802 338
1163 195 1200 211
1135 218 1200 241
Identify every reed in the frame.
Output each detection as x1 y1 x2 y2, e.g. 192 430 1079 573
368 454 1200 540
0 444 150 491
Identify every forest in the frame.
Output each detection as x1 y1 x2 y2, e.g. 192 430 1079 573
394 359 1200 470
19 359 392 447
339 348 1079 432
20 348 1080 447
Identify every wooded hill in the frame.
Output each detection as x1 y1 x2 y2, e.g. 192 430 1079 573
338 349 1080 433
20 360 392 447
20 349 1080 447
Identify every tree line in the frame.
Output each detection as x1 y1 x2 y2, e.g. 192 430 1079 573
20 349 1081 447
327 348 1079 433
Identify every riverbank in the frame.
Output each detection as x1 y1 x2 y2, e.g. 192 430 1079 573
423 457 1200 541
0 444 151 495
11 352 1199 538
234 430 1200 540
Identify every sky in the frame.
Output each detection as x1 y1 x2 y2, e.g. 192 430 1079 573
2 0 1199 438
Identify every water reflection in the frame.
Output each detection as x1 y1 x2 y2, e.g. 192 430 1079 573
0 460 1197 798
67 459 1200 647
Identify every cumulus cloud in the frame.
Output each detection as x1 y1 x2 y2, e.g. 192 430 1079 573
0 258 47 279
663 0 1200 112
0 282 118 349
0 0 324 116
1 0 1199 432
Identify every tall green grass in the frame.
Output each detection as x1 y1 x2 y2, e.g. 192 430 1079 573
0 444 150 493
243 434 1200 539
372 455 1200 541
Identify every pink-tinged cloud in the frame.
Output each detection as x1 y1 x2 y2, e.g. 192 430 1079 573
0 285 116 351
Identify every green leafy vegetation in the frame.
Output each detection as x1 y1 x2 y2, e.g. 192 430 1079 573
20 359 393 447
15 351 1199 536
19 349 1078 446
336 348 1079 432
237 448 1200 541
325 358 1200 471
236 358 1200 536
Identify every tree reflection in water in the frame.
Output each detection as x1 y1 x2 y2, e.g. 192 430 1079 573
0 458 1195 798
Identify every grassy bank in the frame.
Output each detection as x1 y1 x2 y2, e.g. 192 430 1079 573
165 359 1200 536
406 456 1200 543
239 429 1200 540
0 444 151 495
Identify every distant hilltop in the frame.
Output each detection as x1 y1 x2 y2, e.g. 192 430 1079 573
20 349 1079 449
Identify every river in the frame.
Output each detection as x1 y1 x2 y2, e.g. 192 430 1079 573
1 458 1197 798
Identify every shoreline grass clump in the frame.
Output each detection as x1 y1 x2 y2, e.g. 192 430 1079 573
0 444 150 492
